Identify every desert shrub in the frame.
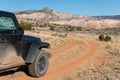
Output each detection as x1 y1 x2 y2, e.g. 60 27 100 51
104 36 111 42
99 34 111 42
69 26 75 31
49 26 55 31
76 27 82 31
99 34 104 41
19 21 33 30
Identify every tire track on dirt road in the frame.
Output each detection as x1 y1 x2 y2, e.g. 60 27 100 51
12 36 97 80
51 39 80 55
50 39 82 63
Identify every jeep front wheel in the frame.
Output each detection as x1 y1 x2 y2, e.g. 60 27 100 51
28 51 48 77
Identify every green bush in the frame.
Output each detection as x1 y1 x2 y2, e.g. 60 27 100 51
76 27 82 31
66 26 75 31
99 34 111 42
49 26 55 31
99 34 104 41
104 36 111 42
19 21 33 30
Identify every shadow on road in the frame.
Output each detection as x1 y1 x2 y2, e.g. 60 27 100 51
0 65 30 77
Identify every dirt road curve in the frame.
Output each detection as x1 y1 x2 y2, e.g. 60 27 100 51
11 35 97 80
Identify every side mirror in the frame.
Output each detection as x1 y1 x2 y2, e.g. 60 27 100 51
18 27 24 36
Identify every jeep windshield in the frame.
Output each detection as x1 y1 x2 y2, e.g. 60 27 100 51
0 15 16 34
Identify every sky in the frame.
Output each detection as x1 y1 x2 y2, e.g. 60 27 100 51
0 0 120 16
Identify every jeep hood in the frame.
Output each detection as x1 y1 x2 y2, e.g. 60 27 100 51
23 35 50 48
24 35 41 43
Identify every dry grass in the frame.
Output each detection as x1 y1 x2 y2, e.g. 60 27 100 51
0 30 119 80
26 31 120 80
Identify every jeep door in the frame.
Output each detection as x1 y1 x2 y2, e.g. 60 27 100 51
0 13 23 69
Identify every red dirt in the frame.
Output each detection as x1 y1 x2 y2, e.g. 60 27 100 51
52 39 79 55
12 35 97 80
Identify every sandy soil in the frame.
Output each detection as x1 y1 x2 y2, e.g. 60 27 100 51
0 31 119 80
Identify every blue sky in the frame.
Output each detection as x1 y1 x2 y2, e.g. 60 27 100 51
0 0 120 16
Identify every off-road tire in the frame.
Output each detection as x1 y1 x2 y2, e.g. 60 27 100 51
28 51 48 77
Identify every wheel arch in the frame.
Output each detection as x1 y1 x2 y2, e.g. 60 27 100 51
25 42 50 63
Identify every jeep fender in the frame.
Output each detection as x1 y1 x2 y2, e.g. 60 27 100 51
25 41 50 63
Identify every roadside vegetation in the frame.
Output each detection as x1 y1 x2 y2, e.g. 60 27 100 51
99 34 111 42
19 21 33 30
18 19 120 36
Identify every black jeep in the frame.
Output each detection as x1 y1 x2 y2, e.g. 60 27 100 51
0 11 50 77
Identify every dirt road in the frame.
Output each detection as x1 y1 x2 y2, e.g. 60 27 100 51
10 34 97 80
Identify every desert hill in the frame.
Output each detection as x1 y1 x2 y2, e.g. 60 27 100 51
15 7 120 29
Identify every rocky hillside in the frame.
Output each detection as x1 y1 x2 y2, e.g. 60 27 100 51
16 7 88 21
15 7 120 29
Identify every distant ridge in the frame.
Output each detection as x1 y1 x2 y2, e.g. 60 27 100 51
94 15 120 20
15 7 120 29
16 7 120 20
15 7 55 14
